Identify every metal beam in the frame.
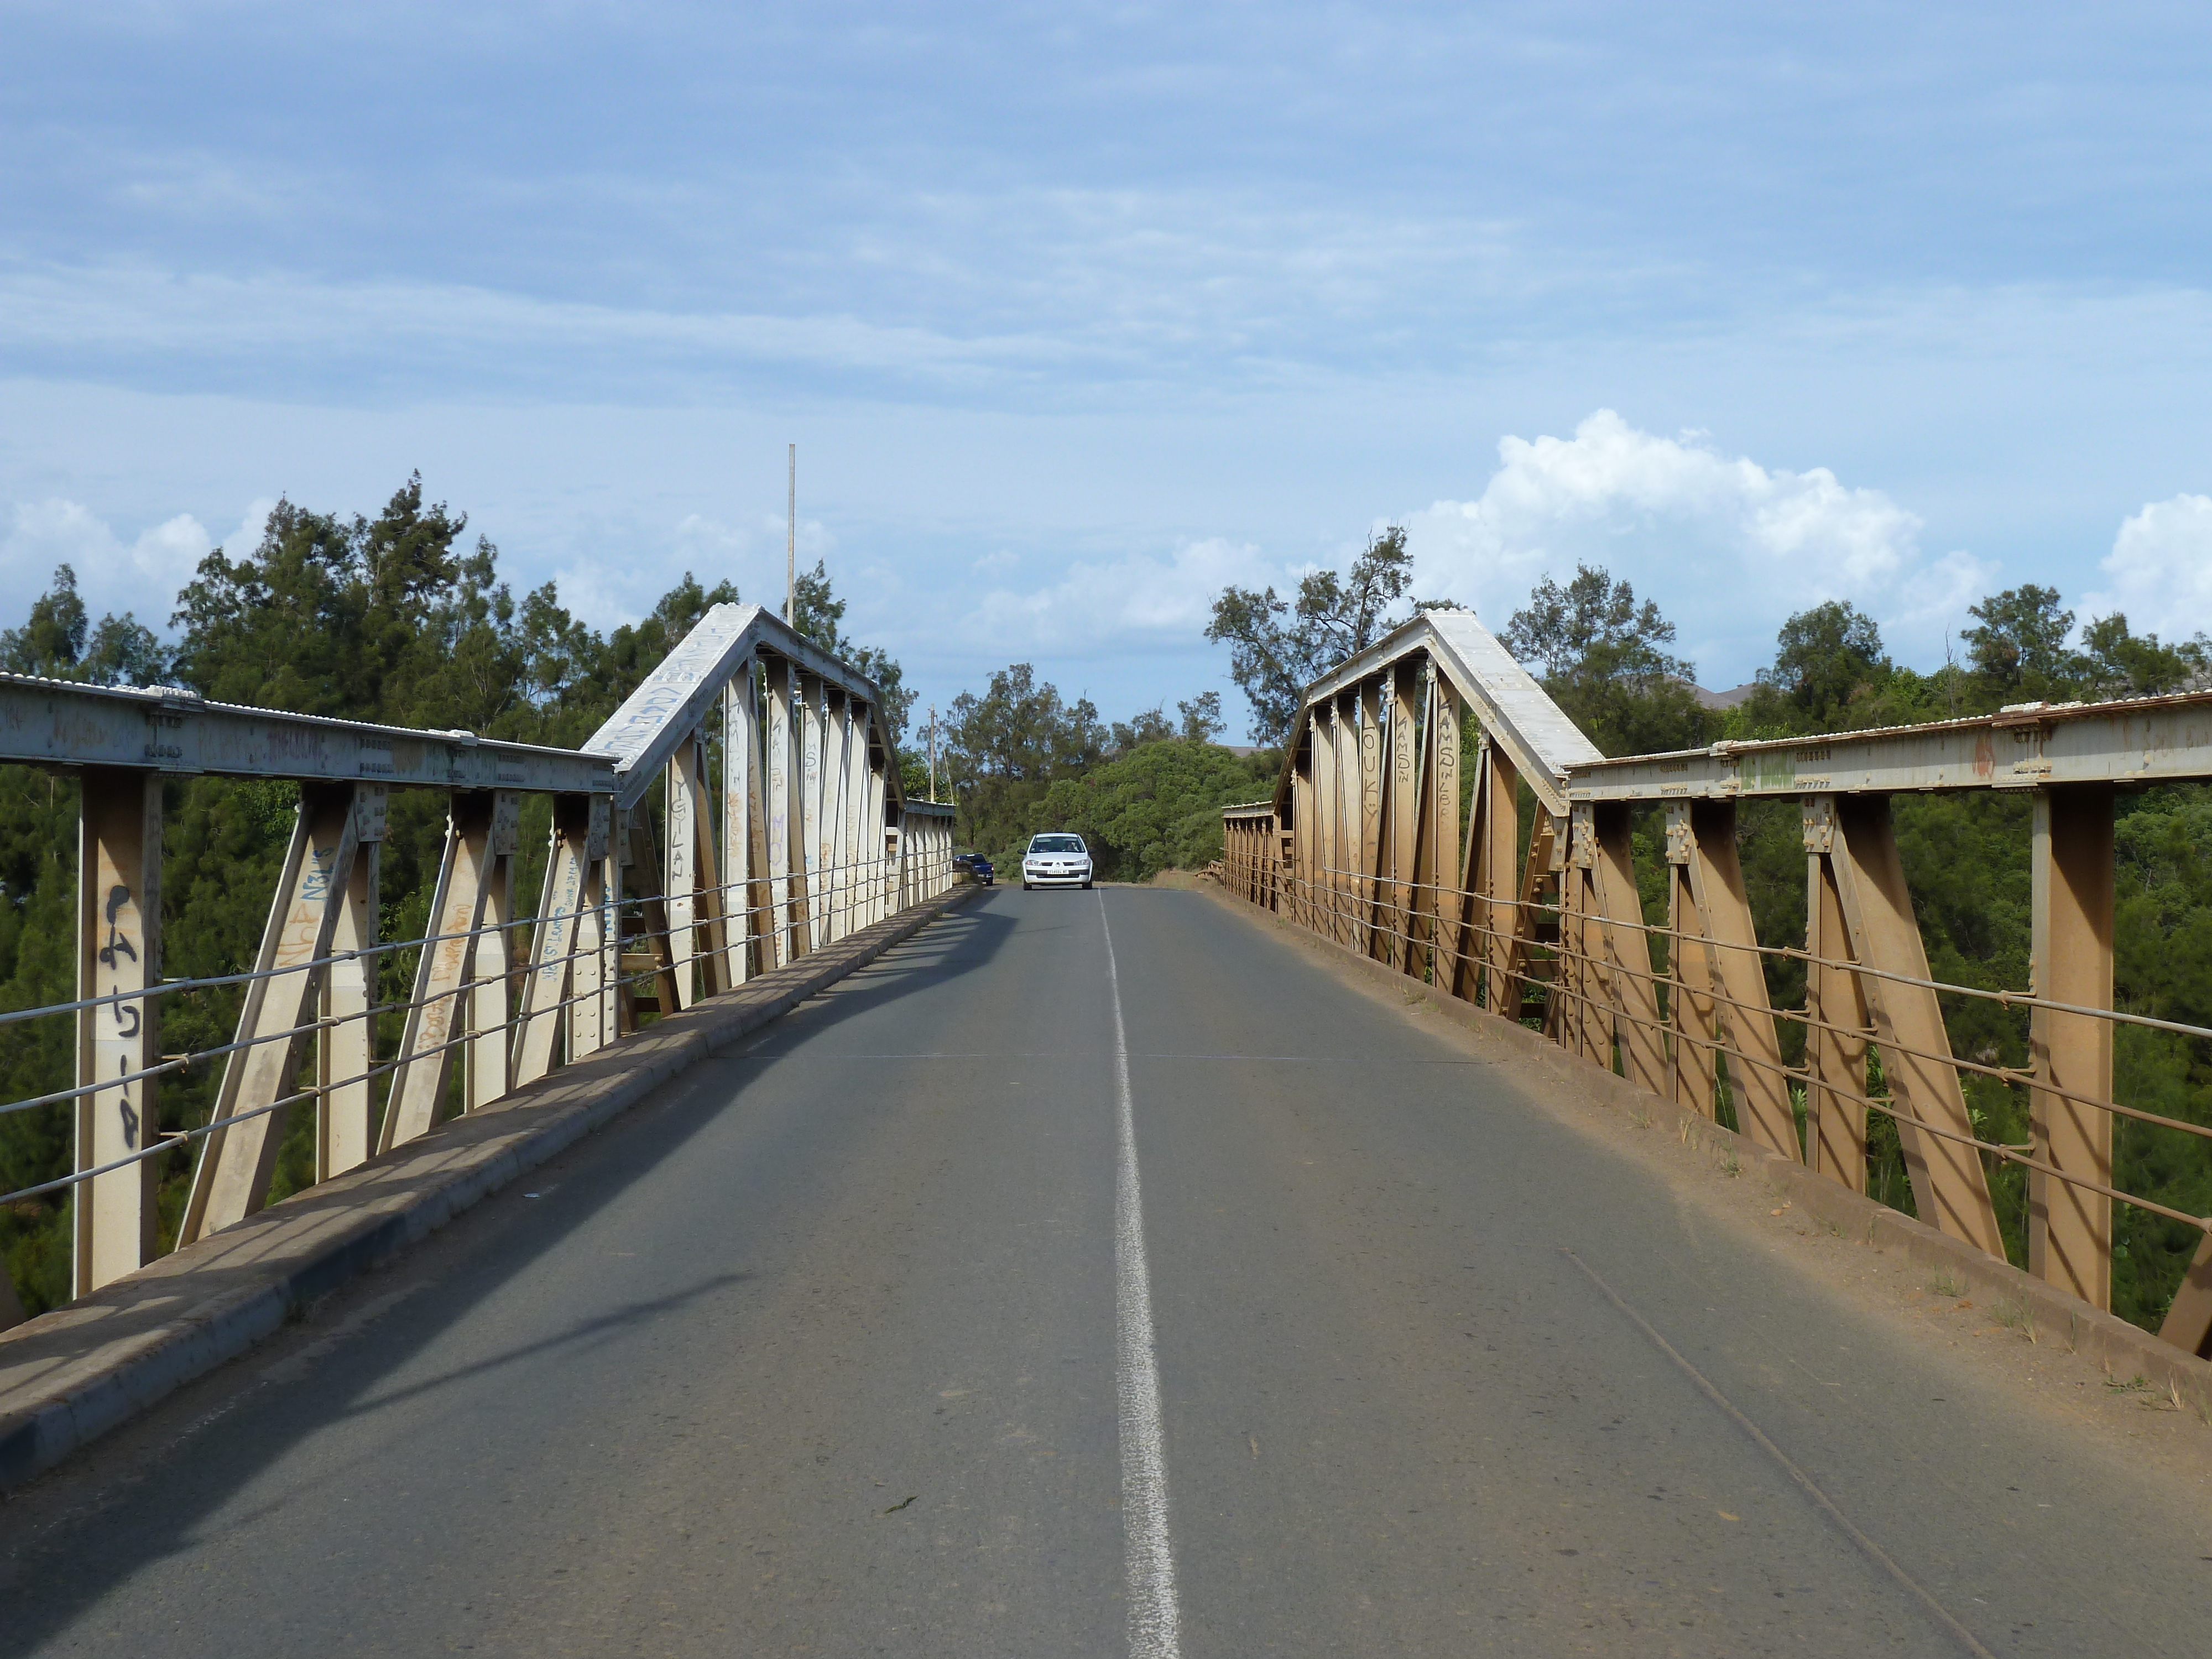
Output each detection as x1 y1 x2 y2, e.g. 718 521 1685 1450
317 837 382 1181
75 768 163 1295
379 791 509 1153
181 782 375 1241
0 671 610 793
1567 691 2212 803
1827 795 2005 1256
2030 785 2114 1310
583 603 890 812
1803 797 1870 1191
1286 611 1600 817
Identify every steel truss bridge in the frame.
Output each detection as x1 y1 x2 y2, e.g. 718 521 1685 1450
0 603 952 1318
5 604 2212 1657
1219 608 2212 1359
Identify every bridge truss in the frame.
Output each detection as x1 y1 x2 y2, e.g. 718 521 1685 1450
1221 609 2212 1358
0 603 953 1322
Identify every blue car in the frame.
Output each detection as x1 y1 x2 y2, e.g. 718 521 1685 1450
952 851 995 886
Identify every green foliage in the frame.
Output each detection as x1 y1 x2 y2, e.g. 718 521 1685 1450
1 564 173 687
1201 550 2212 1336
936 661 1269 877
1504 564 1715 756
791 560 914 744
1207 526 1415 745
1718 597 2212 1328
1036 739 1277 881
2106 785 2212 1327
1 480 911 1317
942 662 1107 854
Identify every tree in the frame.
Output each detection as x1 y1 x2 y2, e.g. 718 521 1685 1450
1110 707 1176 753
1763 601 1890 728
1503 564 1686 683
942 663 1107 851
1 565 173 687
1177 691 1224 743
1207 526 1416 745
2078 614 2208 701
945 663 1104 785
0 566 87 677
1503 564 1710 755
0 477 807 1317
1961 585 2083 702
1037 738 1277 881
790 559 915 745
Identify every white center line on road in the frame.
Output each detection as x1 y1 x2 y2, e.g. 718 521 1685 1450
1100 892 1182 1659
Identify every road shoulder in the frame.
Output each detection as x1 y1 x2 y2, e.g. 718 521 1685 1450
0 886 977 1491
1159 871 2212 1474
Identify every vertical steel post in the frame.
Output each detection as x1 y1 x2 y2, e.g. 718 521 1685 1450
1284 724 1306 928
2030 784 2115 1310
1679 800 1797 1159
1335 695 1360 946
466 791 520 1111
1828 795 2004 1255
182 783 367 1241
570 838 613 1061
1476 743 1520 1011
824 693 851 942
1561 805 1607 1066
1803 796 1870 1190
513 794 600 1087
1591 802 1665 1094
317 790 385 1181
722 667 758 983
797 675 825 950
1307 709 1333 937
863 735 887 927
666 738 702 1009
74 767 164 1296
1385 664 1420 971
378 791 500 1153
1357 680 1385 959
766 658 796 964
1665 803 1717 1118
1423 675 1460 979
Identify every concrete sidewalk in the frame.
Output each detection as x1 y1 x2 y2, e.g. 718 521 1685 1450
0 885 975 1490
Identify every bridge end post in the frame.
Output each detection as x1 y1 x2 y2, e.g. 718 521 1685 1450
74 766 164 1297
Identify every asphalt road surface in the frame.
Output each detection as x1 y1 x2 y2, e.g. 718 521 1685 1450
5 887 2210 1657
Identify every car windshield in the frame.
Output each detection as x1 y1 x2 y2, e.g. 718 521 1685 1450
1029 835 1085 854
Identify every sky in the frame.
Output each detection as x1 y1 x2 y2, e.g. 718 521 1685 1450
4 2 2211 740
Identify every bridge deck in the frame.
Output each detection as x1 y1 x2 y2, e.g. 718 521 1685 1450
4 888 2208 1655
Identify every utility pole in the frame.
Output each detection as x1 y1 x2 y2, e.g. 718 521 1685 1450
927 704 937 803
785 443 796 623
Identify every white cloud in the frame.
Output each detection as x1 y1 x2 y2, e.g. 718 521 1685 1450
964 535 1286 655
2079 494 2212 640
0 498 266 634
1407 410 1991 682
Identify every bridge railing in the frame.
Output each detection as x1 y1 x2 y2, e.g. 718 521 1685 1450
1221 610 2212 1359
1 603 956 1324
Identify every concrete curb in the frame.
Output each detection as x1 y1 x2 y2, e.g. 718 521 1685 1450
0 885 980 1490
1185 877 2212 1418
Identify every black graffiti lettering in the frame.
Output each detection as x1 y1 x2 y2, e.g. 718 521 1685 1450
98 883 138 968
116 1055 140 1148
113 995 140 1039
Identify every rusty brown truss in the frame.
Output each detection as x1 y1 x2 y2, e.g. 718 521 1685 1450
1220 609 2212 1360
0 604 956 1322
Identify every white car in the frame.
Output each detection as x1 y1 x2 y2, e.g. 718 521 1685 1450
1021 832 1094 890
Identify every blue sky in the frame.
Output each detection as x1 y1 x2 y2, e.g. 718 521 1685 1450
6 2 2211 738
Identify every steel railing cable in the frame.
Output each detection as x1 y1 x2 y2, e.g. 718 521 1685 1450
0 843 956 1208
1241 858 2212 1233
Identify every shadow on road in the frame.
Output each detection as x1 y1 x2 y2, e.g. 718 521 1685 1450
0 895 1019 1652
